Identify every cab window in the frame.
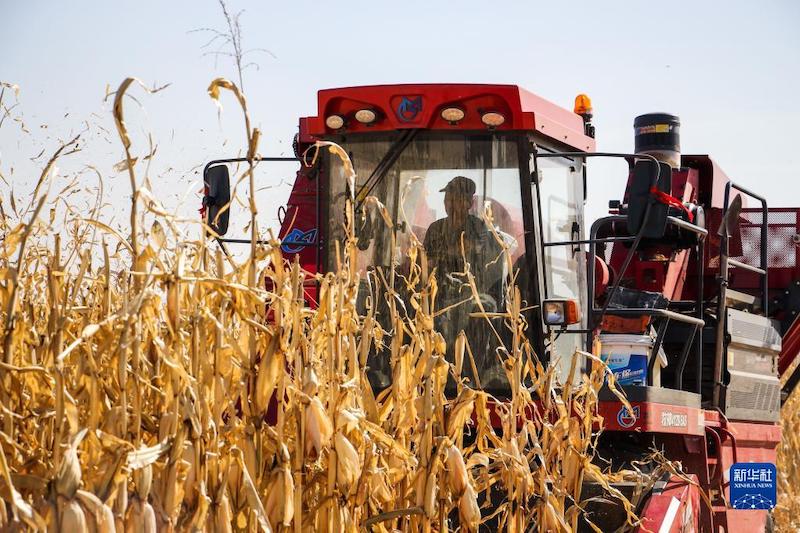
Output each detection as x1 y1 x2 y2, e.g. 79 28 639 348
531 148 588 380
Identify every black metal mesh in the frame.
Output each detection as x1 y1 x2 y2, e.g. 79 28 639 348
733 209 799 271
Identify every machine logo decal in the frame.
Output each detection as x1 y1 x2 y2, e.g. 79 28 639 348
730 463 776 510
281 228 318 254
660 411 688 428
396 96 422 122
616 405 640 428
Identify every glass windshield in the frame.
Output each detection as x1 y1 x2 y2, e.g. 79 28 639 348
327 132 528 392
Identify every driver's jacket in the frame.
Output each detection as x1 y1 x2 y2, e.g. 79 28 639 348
423 214 504 307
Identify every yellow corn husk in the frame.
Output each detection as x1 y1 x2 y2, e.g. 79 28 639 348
264 465 294 528
414 460 427 509
303 366 319 396
125 499 156 533
335 432 361 497
74 490 115 533
55 447 82 498
305 397 333 456
166 280 179 330
445 444 468 496
214 494 234 533
59 497 89 533
454 330 467 378
134 464 153 500
242 435 257 481
423 470 438 519
433 331 447 356
459 484 481 531
254 335 280 414
157 412 178 442
264 442 294 529
336 407 363 435
140 502 157 533
367 466 393 506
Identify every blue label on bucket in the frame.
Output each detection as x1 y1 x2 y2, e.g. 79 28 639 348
603 353 648 385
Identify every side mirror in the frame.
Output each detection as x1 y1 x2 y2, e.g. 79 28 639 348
627 159 671 238
543 299 582 327
203 164 231 236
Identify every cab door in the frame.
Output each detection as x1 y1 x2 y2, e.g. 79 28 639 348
530 145 589 384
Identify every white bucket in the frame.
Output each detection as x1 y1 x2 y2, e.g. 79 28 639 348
598 333 668 387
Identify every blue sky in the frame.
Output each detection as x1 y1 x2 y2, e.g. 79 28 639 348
2 0 799 234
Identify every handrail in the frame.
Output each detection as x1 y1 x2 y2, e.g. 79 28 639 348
531 151 663 304
203 156 301 176
728 258 766 276
543 236 636 247
586 215 706 392
533 151 707 392
204 156 304 249
723 181 769 315
666 216 708 237
714 181 769 407
605 308 705 327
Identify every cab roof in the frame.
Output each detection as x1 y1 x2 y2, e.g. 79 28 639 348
300 83 596 152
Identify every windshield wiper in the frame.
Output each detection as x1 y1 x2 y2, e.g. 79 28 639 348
354 128 419 213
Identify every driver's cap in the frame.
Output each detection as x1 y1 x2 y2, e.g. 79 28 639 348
439 176 476 196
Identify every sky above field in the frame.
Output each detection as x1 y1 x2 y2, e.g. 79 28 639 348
2 0 799 240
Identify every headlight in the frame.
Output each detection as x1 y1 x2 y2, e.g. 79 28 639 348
440 107 465 123
354 109 377 124
481 112 505 127
325 115 345 129
543 299 581 326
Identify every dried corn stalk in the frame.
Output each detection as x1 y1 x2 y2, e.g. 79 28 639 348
777 365 800 531
0 76 668 532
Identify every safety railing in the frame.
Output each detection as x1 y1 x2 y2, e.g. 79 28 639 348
722 181 769 314
533 150 709 393
585 215 707 391
712 181 769 407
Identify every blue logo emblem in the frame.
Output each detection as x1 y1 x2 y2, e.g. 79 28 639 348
281 228 317 254
617 405 640 428
396 96 422 122
730 463 776 510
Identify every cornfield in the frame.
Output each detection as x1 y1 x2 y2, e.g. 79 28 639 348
0 76 794 532
776 374 800 531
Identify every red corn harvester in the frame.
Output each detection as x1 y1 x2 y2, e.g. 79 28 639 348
201 84 800 531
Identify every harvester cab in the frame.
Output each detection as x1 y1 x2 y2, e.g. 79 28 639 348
203 83 800 531
204 84 602 390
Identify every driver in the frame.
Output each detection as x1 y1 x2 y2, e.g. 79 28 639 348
423 176 507 388
423 176 503 312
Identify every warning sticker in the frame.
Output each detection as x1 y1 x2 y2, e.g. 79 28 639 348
635 124 674 135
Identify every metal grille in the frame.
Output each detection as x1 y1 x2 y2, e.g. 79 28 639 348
732 208 800 285
728 380 779 412
729 313 782 347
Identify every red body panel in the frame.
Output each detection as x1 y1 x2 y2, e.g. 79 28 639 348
636 475 701 533
779 316 800 374
276 164 320 305
598 401 705 435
